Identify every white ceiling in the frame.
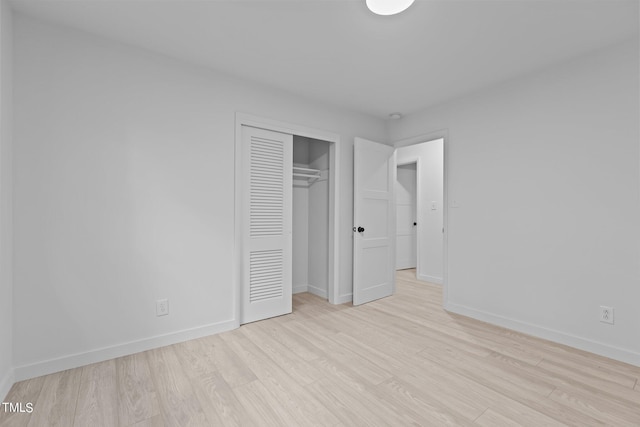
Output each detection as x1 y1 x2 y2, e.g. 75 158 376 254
10 0 640 119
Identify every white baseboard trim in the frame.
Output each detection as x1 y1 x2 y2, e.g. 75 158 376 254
445 301 640 367
335 293 352 305
0 368 15 401
14 319 238 382
293 284 308 294
307 285 327 299
418 274 443 285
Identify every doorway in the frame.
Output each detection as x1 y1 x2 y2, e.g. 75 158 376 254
351 135 446 306
395 138 444 285
396 162 417 270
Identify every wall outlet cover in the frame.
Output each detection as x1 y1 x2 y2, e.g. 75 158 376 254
156 299 169 316
599 306 614 324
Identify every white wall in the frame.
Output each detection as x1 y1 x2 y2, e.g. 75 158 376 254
389 39 640 365
0 0 13 400
12 15 386 379
396 140 444 283
292 184 309 293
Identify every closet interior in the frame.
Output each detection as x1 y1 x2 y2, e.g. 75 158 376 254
292 136 330 299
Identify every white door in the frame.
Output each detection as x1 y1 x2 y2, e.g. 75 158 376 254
241 126 293 324
396 163 417 269
353 137 396 306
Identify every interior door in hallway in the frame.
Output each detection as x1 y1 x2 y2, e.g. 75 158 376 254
352 137 396 306
396 163 417 270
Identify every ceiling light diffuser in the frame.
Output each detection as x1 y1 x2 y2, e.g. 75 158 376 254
366 0 415 16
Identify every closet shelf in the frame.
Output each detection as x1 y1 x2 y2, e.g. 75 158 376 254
293 166 321 181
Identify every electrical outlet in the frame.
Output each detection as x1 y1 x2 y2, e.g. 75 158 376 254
156 299 169 316
599 306 614 324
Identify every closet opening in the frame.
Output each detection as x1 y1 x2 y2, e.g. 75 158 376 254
292 137 331 303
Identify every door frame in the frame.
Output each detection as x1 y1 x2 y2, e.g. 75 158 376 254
395 159 419 272
393 130 449 307
234 113 342 326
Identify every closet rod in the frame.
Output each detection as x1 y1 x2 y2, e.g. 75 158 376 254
293 172 321 179
292 166 321 173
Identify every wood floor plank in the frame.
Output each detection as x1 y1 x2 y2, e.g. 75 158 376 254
477 401 568 427
474 408 525 427
73 374 117 427
116 352 161 427
232 380 299 427
171 338 219 380
199 334 257 388
250 320 323 362
539 355 638 389
396 370 490 421
129 415 165 427
287 318 394 386
240 323 324 385
328 331 413 373
413 346 604 426
537 357 640 403
26 369 82 427
306 377 419 426
190 371 256 427
145 346 211 427
80 359 116 384
419 344 556 398
331 308 426 354
308 355 370 393
0 376 45 427
377 376 476 425
548 386 640 426
438 318 545 365
223 333 341 426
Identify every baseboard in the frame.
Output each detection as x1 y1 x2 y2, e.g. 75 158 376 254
418 273 443 285
335 293 352 305
307 285 327 299
14 319 238 381
0 367 15 401
445 301 640 367
293 284 308 294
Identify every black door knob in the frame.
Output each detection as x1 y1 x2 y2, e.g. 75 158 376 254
357 226 365 233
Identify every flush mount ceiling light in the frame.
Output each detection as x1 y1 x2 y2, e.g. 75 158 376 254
366 0 415 16
389 112 403 120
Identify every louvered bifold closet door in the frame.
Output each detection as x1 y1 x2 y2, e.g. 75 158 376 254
241 126 293 324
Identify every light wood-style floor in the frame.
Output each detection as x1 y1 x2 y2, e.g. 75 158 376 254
2 269 639 426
